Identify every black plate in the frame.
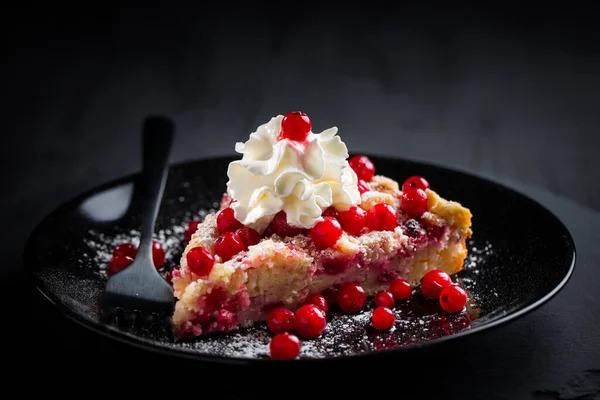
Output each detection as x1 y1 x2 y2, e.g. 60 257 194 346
25 155 575 364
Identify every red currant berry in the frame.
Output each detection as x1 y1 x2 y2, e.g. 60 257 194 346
107 255 134 276
152 240 166 268
294 304 327 338
372 307 395 330
389 278 412 300
310 217 343 250
339 206 367 236
186 246 215 277
214 232 245 262
349 155 376 182
270 333 301 360
236 227 261 250
270 211 307 237
337 283 367 313
402 176 430 192
112 242 137 259
439 285 468 313
322 206 339 220
357 180 370 195
267 307 295 334
401 188 428 218
367 203 398 231
421 269 452 299
374 290 395 308
278 111 312 142
305 293 328 313
184 220 200 243
217 207 244 234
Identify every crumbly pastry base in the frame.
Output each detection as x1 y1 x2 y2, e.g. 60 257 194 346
171 175 472 338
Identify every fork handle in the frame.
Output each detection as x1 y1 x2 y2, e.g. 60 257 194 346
136 116 174 262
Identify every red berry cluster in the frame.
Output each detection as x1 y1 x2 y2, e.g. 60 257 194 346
420 269 469 313
368 279 412 330
265 281 378 358
266 293 330 359
266 270 468 358
106 240 166 276
369 270 468 330
309 149 433 248
307 152 396 247
184 206 261 277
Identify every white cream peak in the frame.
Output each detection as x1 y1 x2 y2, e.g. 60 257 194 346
226 115 361 231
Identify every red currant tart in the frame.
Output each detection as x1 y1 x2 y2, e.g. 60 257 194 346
170 113 473 339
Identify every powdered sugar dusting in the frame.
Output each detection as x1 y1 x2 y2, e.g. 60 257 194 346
169 328 271 359
77 213 485 360
83 228 182 276
151 294 477 359
464 239 493 270
82 206 217 278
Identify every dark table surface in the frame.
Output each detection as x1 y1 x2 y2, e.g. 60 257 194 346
4 3 600 398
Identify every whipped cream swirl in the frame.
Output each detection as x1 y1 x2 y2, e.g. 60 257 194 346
226 115 361 231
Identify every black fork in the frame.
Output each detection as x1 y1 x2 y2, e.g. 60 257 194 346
101 116 175 320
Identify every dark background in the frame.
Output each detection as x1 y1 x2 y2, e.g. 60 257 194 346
3 2 600 398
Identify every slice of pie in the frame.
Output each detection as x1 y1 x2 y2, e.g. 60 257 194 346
171 112 472 339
